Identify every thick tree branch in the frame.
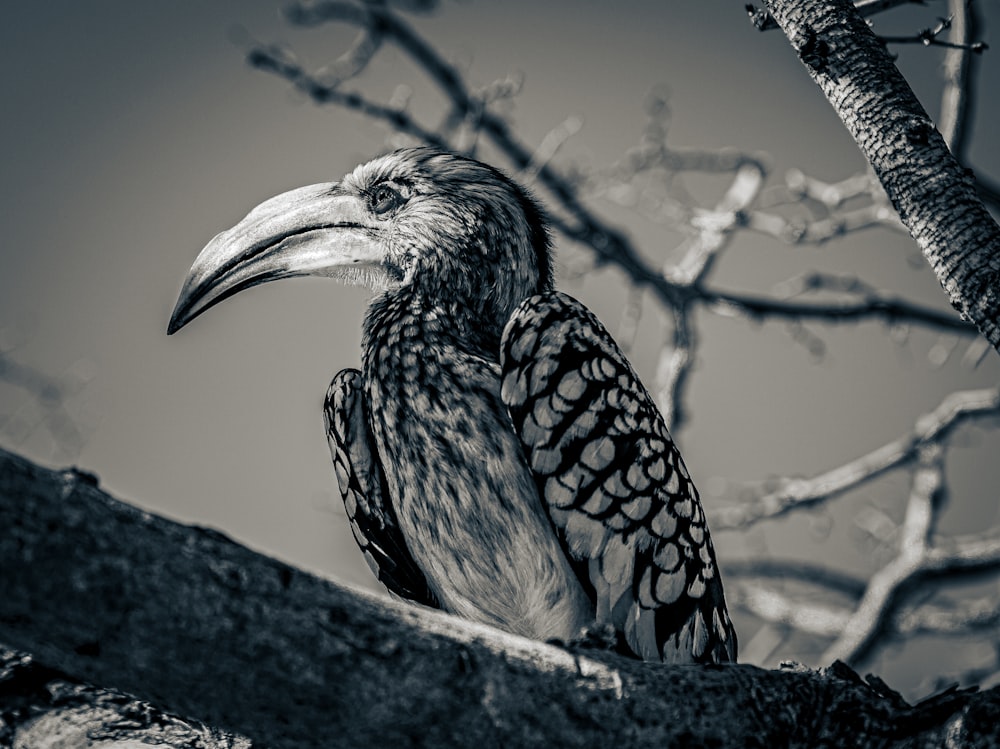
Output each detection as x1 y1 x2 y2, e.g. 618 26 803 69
0 648 249 749
747 0 928 31
760 0 1000 352
2 446 999 747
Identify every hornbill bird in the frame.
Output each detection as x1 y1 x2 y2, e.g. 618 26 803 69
168 147 737 664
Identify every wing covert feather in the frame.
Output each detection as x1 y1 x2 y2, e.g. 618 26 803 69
501 292 736 664
324 368 439 608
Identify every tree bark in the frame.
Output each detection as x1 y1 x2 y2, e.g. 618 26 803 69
0 648 250 748
759 0 1000 353
0 446 998 747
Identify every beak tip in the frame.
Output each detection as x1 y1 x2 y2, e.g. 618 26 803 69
167 301 190 335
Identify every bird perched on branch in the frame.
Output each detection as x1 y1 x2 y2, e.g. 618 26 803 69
168 147 736 664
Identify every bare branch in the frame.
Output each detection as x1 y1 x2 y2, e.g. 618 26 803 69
880 13 988 52
715 387 1000 530
612 285 645 355
938 0 980 158
735 584 1000 640
733 583 851 637
0 648 250 749
925 533 1000 574
655 308 696 432
671 163 766 284
729 443 1000 662
517 115 583 183
725 558 868 598
823 443 946 664
898 596 1000 636
246 44 447 146
701 285 975 334
0 352 89 461
750 170 905 244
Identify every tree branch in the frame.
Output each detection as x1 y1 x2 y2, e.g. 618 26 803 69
247 44 447 146
0 648 249 749
821 442 944 663
733 583 1000 640
879 13 988 52
760 0 1000 352
725 558 868 598
702 285 975 332
0 352 89 461
746 0 929 32
2 446 999 747
714 387 1000 530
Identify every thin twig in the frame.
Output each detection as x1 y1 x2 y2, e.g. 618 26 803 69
247 45 447 147
880 14 988 52
898 596 1000 636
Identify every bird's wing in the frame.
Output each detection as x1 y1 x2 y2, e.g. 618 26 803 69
324 368 439 608
500 292 736 664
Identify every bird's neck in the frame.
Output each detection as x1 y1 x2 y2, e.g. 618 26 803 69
360 288 504 442
362 288 502 366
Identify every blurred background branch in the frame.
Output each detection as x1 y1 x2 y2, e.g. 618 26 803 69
0 345 93 464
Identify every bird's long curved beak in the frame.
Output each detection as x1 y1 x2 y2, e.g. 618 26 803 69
167 183 383 334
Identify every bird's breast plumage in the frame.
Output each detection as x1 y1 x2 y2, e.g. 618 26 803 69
360 291 592 640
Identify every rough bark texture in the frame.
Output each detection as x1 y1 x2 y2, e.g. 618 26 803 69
0 648 250 748
1 446 998 748
761 0 1000 352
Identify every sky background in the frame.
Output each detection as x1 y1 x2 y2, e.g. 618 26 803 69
2 1 999 697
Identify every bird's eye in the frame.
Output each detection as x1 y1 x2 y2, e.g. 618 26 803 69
370 184 404 216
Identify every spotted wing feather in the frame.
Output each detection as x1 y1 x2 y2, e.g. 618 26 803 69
501 292 736 664
324 368 439 607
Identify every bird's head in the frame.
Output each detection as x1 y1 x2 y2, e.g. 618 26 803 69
168 147 552 335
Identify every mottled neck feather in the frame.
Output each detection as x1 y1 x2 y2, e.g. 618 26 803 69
363 286 503 367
